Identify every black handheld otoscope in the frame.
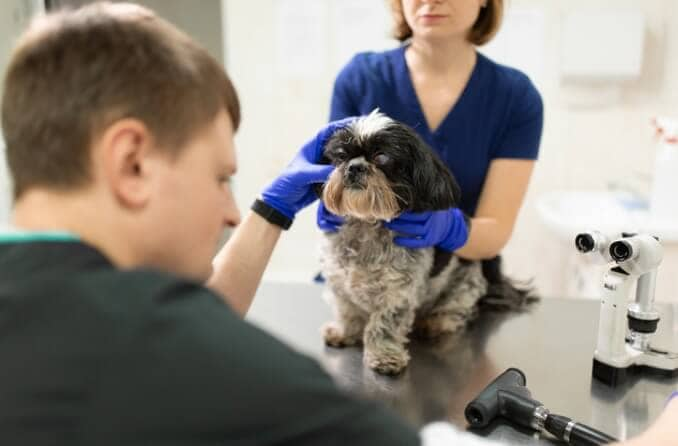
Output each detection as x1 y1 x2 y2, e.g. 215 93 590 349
465 368 617 445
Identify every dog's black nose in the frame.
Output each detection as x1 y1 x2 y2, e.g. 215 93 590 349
345 163 368 189
347 163 367 176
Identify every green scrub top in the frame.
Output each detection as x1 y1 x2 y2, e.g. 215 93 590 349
0 237 420 445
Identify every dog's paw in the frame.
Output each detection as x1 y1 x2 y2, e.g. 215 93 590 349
364 347 410 375
322 322 361 347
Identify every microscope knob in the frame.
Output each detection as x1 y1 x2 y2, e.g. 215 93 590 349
628 315 659 334
610 240 633 262
575 233 595 253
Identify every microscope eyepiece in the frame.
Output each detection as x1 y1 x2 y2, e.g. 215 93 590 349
610 240 632 262
575 233 595 253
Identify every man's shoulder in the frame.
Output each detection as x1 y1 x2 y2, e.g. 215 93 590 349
85 267 217 304
6 261 235 339
72 267 235 330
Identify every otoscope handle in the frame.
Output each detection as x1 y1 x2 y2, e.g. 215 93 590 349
545 414 617 445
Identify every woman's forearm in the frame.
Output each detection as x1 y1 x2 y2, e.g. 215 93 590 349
454 216 511 260
456 159 534 260
207 211 281 317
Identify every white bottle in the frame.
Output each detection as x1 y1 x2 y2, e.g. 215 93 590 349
650 118 678 225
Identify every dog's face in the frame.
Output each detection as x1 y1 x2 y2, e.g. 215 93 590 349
320 111 461 221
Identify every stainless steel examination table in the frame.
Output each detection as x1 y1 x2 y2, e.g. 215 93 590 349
247 282 678 444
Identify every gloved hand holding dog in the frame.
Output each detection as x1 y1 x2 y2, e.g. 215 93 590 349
385 208 469 251
317 202 345 233
318 205 470 252
260 117 355 221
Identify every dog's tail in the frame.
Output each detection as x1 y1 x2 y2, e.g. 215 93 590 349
478 256 539 311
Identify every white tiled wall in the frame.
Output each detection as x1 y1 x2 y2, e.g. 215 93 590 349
3 0 678 300
0 0 44 223
223 0 678 300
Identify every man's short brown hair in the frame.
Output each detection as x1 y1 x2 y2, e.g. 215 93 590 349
389 0 503 46
1 2 240 199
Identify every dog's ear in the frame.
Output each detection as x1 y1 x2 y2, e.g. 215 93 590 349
409 139 461 212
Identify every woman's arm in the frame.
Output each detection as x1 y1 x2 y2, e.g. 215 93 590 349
207 211 281 316
207 119 353 316
455 158 535 260
454 73 542 260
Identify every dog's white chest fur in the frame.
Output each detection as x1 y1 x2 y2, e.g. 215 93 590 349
321 219 432 312
319 218 488 375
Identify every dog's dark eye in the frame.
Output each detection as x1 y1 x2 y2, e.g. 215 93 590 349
373 153 391 166
333 149 348 162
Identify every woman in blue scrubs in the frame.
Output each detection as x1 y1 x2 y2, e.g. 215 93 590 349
319 0 543 260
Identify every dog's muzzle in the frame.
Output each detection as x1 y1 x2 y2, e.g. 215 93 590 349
344 163 368 189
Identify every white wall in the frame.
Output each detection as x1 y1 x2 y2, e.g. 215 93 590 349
50 0 225 63
499 0 678 299
224 0 678 298
3 1 676 298
0 0 44 223
223 0 396 282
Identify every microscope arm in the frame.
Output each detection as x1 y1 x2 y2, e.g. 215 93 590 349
595 268 634 364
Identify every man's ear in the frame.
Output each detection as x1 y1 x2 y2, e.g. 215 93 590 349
97 119 155 209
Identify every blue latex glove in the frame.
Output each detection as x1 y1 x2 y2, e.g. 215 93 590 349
317 202 345 232
384 208 469 251
261 118 355 219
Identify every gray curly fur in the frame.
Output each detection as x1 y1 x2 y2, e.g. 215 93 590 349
318 111 537 375
321 219 493 375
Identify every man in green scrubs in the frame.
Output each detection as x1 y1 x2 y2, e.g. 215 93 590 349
0 3 419 445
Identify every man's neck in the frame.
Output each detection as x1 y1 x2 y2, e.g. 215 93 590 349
12 188 137 268
14 189 88 232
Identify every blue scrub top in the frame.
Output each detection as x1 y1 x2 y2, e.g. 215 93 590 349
329 46 544 215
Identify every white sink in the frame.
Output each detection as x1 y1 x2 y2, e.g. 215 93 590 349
536 190 678 243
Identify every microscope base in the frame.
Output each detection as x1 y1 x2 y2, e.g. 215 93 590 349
593 358 628 386
593 358 678 386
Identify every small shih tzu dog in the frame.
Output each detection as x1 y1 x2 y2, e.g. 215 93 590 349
318 110 535 375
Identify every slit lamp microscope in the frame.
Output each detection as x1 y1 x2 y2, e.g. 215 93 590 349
575 231 678 386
